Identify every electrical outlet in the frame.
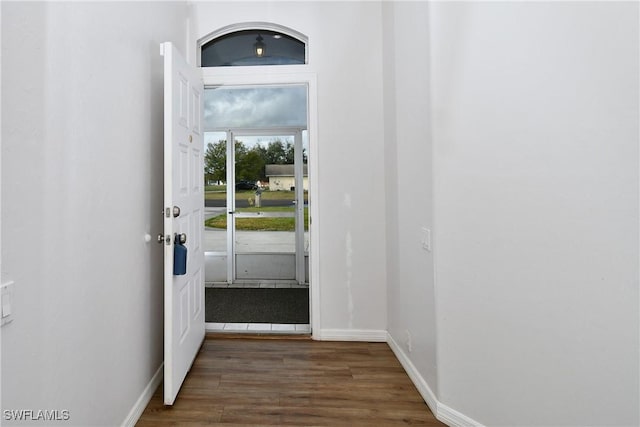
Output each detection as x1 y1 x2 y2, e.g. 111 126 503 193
1 281 15 326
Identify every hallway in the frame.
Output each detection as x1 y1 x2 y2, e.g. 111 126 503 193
2 2 637 426
136 336 444 426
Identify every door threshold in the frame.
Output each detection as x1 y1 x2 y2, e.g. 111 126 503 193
205 322 310 334
206 332 312 340
206 281 309 289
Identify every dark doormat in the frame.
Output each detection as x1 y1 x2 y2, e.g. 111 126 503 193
205 288 309 324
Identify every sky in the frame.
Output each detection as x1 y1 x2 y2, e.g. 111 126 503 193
204 85 307 130
203 85 308 149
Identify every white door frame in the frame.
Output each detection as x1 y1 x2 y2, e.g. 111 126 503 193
201 66 320 337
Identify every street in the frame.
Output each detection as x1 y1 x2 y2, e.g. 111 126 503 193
205 199 296 208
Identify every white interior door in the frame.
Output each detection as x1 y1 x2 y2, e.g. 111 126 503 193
161 41 205 405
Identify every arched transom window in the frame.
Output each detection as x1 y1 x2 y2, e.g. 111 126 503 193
200 25 307 67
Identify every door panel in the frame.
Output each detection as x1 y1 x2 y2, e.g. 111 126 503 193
161 41 205 405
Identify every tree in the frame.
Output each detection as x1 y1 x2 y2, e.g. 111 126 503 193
264 139 302 164
204 137 307 184
265 140 288 164
251 144 268 163
237 150 266 182
283 141 295 164
204 140 226 183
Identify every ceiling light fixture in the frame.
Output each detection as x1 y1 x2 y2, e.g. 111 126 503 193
254 35 265 57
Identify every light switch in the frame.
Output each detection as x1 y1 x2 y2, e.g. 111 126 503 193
1 281 15 326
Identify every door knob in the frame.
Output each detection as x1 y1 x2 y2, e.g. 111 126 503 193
173 206 181 218
176 233 187 244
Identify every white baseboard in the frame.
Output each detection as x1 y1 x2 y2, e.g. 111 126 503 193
121 363 163 427
314 328 387 342
386 333 439 414
386 333 484 427
437 402 484 427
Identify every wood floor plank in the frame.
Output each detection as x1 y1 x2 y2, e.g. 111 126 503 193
136 337 445 426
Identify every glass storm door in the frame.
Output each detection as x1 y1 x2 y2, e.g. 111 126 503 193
228 129 307 283
203 85 309 285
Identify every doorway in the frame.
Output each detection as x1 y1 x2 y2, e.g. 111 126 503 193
202 85 311 330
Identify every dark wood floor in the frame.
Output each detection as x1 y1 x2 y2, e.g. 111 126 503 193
136 335 445 426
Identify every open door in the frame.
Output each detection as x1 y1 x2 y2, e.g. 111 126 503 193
161 41 205 405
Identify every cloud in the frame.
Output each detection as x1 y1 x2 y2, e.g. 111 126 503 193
204 86 307 130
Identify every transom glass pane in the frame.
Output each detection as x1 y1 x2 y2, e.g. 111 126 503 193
204 86 307 130
201 30 305 67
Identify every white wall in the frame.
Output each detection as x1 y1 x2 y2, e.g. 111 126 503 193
1 2 188 425
383 1 438 392
193 2 388 335
431 2 639 425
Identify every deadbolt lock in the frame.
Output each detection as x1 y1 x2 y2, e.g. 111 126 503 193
157 234 171 245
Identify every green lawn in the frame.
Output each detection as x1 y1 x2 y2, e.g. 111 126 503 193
205 185 226 192
205 207 309 231
205 189 307 201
